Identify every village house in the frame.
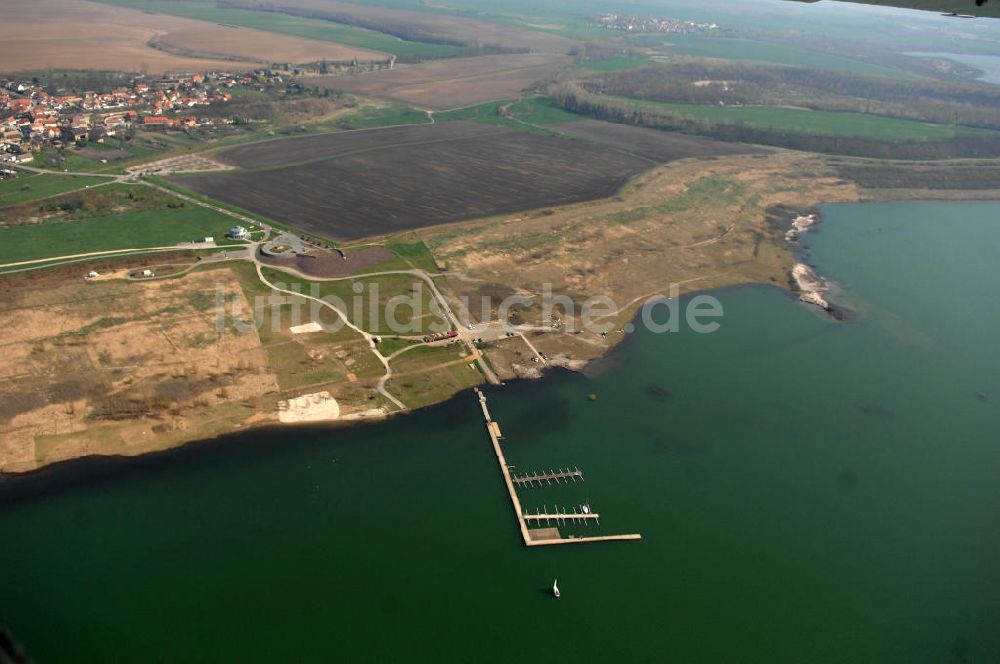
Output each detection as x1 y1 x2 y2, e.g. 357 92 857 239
0 69 287 155
143 116 180 129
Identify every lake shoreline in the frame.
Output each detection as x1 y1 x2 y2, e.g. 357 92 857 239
5 186 993 477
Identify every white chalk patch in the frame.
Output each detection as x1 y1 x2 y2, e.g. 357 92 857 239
289 322 323 335
277 391 340 423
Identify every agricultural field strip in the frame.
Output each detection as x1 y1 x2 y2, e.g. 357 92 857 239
173 121 651 239
226 126 517 172
3 0 384 75
213 120 503 168
209 0 576 53
309 53 572 109
603 96 993 140
374 60 571 91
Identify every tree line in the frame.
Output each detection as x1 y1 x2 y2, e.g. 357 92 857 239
582 62 1000 130
548 82 1000 160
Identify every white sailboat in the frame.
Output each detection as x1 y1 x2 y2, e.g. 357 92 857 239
552 579 560 598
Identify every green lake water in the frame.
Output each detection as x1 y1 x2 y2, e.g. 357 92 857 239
1 200 998 662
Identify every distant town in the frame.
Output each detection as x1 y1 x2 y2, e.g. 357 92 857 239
592 14 720 34
0 70 289 163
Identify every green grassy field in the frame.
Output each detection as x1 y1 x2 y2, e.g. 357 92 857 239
336 105 431 130
0 204 244 264
31 148 115 174
386 240 439 272
32 140 170 175
145 177 287 230
377 337 421 356
260 268 446 336
611 97 997 140
387 344 483 408
506 97 583 125
0 173 95 206
94 0 461 59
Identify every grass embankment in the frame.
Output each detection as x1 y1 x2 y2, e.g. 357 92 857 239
436 97 583 128
335 104 431 129
94 0 461 59
385 239 439 272
260 267 448 336
0 203 244 264
606 96 998 140
387 344 483 408
146 176 285 229
0 173 97 206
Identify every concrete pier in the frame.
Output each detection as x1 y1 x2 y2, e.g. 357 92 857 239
474 388 641 547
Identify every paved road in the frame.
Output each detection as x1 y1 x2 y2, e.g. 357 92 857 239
14 164 118 178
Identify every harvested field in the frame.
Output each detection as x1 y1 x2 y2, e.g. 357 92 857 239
224 0 576 54
0 0 383 74
173 122 651 240
309 54 572 110
258 246 395 278
551 120 766 163
152 23 386 64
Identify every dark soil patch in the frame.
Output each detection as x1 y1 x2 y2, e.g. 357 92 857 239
764 203 819 236
172 122 650 241
258 246 395 278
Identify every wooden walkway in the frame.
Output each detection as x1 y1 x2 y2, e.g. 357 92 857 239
512 468 584 487
474 388 641 547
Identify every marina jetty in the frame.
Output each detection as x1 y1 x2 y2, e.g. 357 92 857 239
474 388 642 547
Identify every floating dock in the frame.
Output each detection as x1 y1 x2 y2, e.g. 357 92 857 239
512 468 584 487
474 388 641 547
